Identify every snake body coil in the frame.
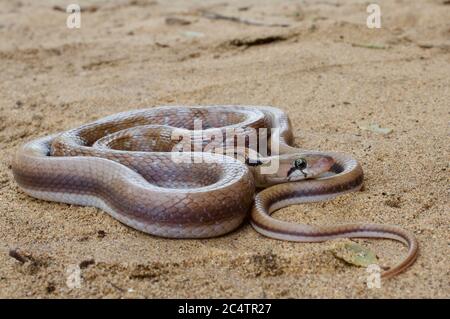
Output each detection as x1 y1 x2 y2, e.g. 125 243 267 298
12 106 418 278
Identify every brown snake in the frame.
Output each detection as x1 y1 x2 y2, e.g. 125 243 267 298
12 105 418 278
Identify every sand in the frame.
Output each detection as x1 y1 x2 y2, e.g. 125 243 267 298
0 0 449 298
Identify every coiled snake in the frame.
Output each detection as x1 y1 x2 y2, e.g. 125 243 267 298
12 105 418 278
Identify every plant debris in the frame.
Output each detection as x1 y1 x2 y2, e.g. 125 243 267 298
79 258 95 269
201 11 290 28
9 248 29 264
155 42 170 48
52 5 99 13
331 241 379 267
9 248 49 274
229 35 286 47
351 43 388 50
108 281 126 292
182 31 205 38
165 17 191 26
418 43 434 49
97 230 106 238
359 123 393 135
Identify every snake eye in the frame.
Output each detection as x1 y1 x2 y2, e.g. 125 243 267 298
294 158 307 170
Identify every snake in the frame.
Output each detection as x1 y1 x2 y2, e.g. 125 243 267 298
12 105 418 278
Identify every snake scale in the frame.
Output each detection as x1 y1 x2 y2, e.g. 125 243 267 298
12 105 418 278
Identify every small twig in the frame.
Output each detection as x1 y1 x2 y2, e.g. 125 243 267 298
165 17 191 26
9 248 28 264
52 5 65 12
229 35 287 47
155 42 170 48
108 281 126 292
201 11 290 28
52 5 99 13
418 43 434 49
351 43 388 50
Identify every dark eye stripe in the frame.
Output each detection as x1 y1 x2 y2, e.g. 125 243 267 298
287 166 298 177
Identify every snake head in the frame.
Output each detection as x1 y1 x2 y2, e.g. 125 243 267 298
254 153 335 188
256 154 335 186
285 154 335 181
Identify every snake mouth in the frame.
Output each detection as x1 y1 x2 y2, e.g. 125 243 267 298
287 168 307 181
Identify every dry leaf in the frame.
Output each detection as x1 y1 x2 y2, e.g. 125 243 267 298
331 242 378 267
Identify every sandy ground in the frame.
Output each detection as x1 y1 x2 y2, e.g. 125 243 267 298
0 0 449 298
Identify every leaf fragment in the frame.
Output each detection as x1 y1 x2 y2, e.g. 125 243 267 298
359 123 393 135
331 242 379 267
